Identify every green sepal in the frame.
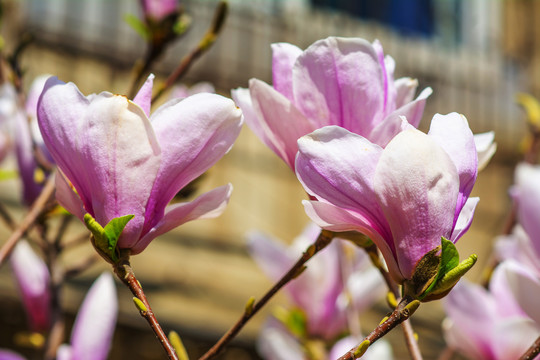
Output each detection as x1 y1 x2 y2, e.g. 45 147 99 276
420 237 460 298
423 254 478 301
272 307 307 339
124 14 150 40
84 213 135 264
404 245 441 298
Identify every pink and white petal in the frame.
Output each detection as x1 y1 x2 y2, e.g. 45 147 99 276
132 74 154 117
428 113 477 223
494 227 540 275
249 79 315 168
70 272 117 360
26 74 51 119
474 131 496 171
142 94 242 234
443 318 491 360
489 261 529 318
394 77 418 108
257 321 304 360
14 110 41 205
515 163 540 256
347 266 386 313
368 112 414 148
495 261 540 324
292 37 386 135
232 87 285 162
444 280 497 359
11 240 51 332
271 42 303 101
450 197 479 242
55 171 85 221
135 185 232 254
295 126 390 237
492 318 540 360
302 200 401 282
55 345 71 360
247 231 294 282
372 40 396 114
381 87 432 131
374 129 459 279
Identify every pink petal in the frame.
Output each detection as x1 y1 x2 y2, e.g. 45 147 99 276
394 77 418 108
494 261 540 324
10 240 51 332
248 79 315 168
0 350 27 360
135 184 232 254
55 171 86 221
133 74 154 117
444 280 498 359
292 37 387 135
271 42 303 101
380 87 432 132
450 197 479 242
474 131 496 171
295 126 389 236
141 93 242 236
492 318 540 360
301 200 401 282
70 272 117 360
231 87 283 160
428 113 477 226
515 163 540 257
257 321 304 360
374 129 459 279
14 109 41 205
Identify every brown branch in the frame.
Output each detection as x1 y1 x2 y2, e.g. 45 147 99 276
337 296 420 360
114 257 178 360
365 244 423 360
519 336 540 360
199 229 335 360
152 1 228 103
0 173 56 267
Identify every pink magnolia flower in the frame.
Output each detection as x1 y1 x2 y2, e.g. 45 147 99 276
0 350 26 360
37 75 243 254
295 113 479 283
10 240 51 333
248 223 385 339
56 272 117 360
232 37 432 169
443 261 540 360
142 0 179 21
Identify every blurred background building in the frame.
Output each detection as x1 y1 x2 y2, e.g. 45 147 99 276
0 0 535 359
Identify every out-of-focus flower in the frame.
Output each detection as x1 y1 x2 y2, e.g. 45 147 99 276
248 223 386 339
142 0 180 22
37 75 243 255
496 163 540 275
232 37 432 169
56 272 117 360
443 261 540 360
10 240 51 333
257 320 393 360
295 113 479 286
0 82 17 162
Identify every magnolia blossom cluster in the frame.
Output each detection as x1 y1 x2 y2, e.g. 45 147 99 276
443 163 540 359
248 223 391 359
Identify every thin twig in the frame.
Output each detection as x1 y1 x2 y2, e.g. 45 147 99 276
114 258 178 360
199 229 334 360
152 1 228 103
519 336 540 360
337 296 420 360
365 244 423 360
0 173 56 267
